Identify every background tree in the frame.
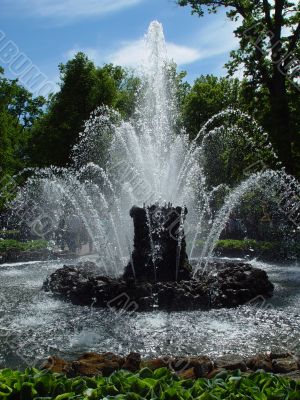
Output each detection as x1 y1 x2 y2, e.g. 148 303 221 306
29 53 140 167
182 75 241 138
177 0 300 174
182 75 279 188
0 68 45 172
0 67 45 209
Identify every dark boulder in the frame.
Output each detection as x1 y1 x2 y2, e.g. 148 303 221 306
123 352 141 372
272 356 299 373
246 354 273 372
42 351 300 378
214 354 247 372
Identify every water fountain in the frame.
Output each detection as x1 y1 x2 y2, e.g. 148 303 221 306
2 21 300 369
9 21 300 312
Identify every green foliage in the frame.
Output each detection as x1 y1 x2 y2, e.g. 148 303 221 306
29 53 140 167
0 239 49 252
178 0 299 85
216 239 276 252
0 68 45 211
196 239 278 254
0 230 20 240
0 69 45 174
182 75 241 139
181 75 279 187
177 0 300 174
0 368 299 400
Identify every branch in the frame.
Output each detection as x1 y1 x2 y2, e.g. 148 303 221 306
283 20 300 68
287 21 300 54
179 1 247 18
273 0 284 40
262 0 273 31
229 1 247 18
255 47 272 91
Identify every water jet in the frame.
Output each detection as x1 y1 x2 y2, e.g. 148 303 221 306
7 21 300 313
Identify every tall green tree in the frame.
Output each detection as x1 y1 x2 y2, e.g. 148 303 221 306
177 0 300 174
30 53 139 167
182 75 241 138
182 74 279 187
0 67 45 173
0 67 45 209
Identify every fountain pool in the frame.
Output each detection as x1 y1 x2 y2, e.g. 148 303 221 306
0 257 299 369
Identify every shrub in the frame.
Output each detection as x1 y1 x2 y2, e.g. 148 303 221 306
0 239 49 252
216 239 277 252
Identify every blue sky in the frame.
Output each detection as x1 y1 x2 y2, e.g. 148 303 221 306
0 0 240 95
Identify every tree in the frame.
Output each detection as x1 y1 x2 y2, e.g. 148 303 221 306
0 68 45 173
182 75 241 138
181 74 279 187
0 67 45 209
106 65 140 118
169 65 192 131
30 53 140 167
177 0 300 174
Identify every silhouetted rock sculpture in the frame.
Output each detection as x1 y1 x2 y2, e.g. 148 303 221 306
123 205 191 282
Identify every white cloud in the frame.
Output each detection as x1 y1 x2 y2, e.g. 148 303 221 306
108 18 239 68
109 40 146 67
164 43 202 65
3 0 143 19
233 65 246 80
110 39 201 67
194 18 239 59
66 16 240 69
66 40 201 67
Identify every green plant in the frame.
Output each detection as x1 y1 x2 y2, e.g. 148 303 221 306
0 368 299 400
0 230 20 239
0 239 49 252
216 239 277 252
196 239 278 254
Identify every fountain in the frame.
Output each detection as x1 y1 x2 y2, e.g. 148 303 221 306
42 199 274 312
9 21 300 312
3 22 300 370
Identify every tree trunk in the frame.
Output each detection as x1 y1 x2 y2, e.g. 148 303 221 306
269 69 294 174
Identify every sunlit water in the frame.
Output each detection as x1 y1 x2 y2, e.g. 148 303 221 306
2 21 300 370
10 21 300 276
0 258 299 369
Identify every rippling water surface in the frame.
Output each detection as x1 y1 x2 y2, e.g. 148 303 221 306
0 257 299 369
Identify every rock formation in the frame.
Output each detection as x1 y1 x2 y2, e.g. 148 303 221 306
42 351 300 380
123 205 191 282
43 205 274 311
43 260 274 311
